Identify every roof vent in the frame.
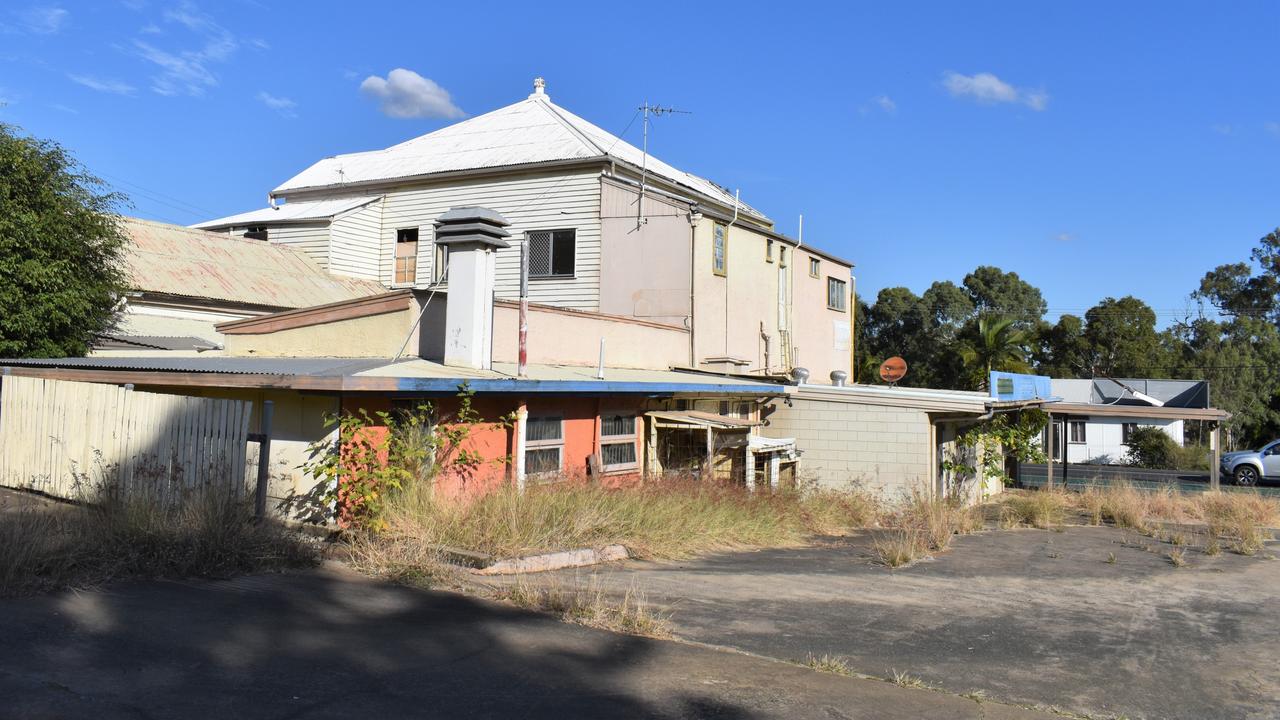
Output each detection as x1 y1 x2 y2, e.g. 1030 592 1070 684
530 77 547 99
830 370 848 387
790 367 810 385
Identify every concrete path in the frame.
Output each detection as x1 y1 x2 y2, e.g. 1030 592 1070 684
494 526 1280 720
0 563 1054 720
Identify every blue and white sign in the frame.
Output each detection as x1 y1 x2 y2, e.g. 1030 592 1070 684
989 371 1054 402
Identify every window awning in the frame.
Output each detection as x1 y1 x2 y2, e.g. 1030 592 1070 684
646 410 759 430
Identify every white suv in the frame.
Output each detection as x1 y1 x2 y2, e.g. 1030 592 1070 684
1221 441 1280 486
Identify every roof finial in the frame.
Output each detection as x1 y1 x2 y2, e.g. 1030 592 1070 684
531 77 546 99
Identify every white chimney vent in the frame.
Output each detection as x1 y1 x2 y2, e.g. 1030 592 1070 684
530 77 546 99
433 207 511 370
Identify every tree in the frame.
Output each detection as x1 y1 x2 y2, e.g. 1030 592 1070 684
1082 296 1161 377
1124 426 1177 469
957 315 1032 390
1194 229 1280 322
962 266 1047 330
0 124 129 357
1035 314 1090 378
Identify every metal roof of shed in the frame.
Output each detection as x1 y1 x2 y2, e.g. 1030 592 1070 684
121 217 383 308
265 84 768 222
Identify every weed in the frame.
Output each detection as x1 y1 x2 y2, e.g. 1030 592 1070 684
893 488 981 552
872 529 928 568
1168 531 1188 546
1167 549 1188 568
891 669 927 689
1204 537 1222 556
1106 552 1116 564
494 578 672 638
962 689 988 704
804 653 853 676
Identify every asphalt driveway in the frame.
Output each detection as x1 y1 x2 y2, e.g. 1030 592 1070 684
0 562 1057 720
493 526 1280 720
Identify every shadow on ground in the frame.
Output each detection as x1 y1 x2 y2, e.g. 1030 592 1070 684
493 525 1280 720
0 562 1055 720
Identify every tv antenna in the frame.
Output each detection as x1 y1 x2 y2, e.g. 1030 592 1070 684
636 102 691 230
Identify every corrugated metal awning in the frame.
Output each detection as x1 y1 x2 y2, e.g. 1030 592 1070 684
646 410 759 429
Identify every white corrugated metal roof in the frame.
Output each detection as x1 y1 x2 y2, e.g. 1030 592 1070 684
269 89 768 222
191 196 379 230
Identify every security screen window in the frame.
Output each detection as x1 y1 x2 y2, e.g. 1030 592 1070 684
712 222 727 276
527 229 576 278
600 413 638 471
525 414 564 475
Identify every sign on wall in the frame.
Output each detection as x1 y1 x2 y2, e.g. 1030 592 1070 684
989 371 1054 402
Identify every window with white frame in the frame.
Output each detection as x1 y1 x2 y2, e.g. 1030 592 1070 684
1068 420 1086 444
525 414 564 475
527 229 576 278
1122 423 1138 444
395 228 419 285
600 413 638 471
809 256 821 278
827 277 847 311
765 239 774 263
712 222 727 276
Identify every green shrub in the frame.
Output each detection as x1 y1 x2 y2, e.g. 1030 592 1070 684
1124 427 1178 469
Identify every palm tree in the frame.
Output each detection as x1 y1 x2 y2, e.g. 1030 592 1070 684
959 315 1032 390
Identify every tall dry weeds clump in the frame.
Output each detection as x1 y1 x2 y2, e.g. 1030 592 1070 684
1000 490 1068 529
872 488 982 567
0 480 318 597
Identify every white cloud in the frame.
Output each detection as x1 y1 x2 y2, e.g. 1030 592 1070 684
1053 232 1075 243
50 102 77 114
139 22 161 34
257 90 296 117
360 69 464 119
1212 123 1234 136
134 2 236 96
20 6 68 34
874 95 896 113
68 73 137 96
942 71 1048 111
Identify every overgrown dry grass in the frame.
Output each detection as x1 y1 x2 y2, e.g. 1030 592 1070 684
493 576 672 638
1001 490 1069 529
1065 482 1278 549
804 653 854 676
378 477 883 561
0 485 319 597
871 489 984 567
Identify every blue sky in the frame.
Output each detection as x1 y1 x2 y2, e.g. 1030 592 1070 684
2 1 1277 325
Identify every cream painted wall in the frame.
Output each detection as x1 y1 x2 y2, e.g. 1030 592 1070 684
790 249 852 383
598 180 693 329
221 309 412 358
491 302 688 370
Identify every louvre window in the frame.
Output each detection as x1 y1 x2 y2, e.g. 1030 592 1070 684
432 243 448 283
395 228 419 285
809 257 821 278
827 277 847 311
525 414 563 477
527 229 576 278
600 412 638 471
766 239 774 263
712 223 727 276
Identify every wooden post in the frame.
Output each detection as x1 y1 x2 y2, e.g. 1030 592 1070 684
744 447 756 492
705 427 714 480
1045 412 1054 490
253 400 273 522
1210 422 1221 491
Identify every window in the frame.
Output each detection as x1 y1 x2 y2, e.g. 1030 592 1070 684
1122 423 1138 444
808 257 821 278
395 228 419 285
827 277 847 311
432 243 448 284
766 239 774 263
242 226 268 241
1068 421 1086 444
712 222 727 276
525 414 563 476
600 413 638 471
779 246 788 268
527 229 576 278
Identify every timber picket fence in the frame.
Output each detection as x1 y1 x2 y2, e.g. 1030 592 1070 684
0 375 254 501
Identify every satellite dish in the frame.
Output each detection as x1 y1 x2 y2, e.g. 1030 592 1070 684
879 356 908 384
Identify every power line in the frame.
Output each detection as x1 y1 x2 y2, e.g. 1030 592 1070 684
99 172 216 217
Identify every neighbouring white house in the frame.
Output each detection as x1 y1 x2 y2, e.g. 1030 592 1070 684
1046 378 1212 464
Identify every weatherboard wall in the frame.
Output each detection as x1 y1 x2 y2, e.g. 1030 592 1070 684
328 199 384 281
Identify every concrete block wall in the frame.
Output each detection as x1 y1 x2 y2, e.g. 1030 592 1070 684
762 397 932 499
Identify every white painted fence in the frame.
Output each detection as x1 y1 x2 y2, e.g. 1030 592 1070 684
0 375 254 500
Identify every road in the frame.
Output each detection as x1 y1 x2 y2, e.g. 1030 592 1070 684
1018 463 1280 495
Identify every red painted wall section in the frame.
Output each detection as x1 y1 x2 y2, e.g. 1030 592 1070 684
338 394 645 502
